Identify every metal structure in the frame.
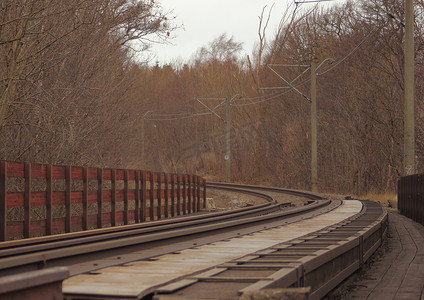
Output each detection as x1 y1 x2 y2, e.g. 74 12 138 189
264 59 333 193
196 96 240 183
226 97 231 183
404 0 415 175
311 62 318 192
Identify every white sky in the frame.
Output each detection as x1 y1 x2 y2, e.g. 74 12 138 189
148 0 304 65
147 0 346 65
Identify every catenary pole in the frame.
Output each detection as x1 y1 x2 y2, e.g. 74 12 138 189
311 62 318 192
404 0 415 175
226 97 231 183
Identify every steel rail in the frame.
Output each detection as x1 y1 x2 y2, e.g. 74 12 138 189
207 182 323 200
0 186 281 253
0 185 335 276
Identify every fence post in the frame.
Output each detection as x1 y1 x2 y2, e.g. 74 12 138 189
157 173 162 220
197 176 201 212
203 178 207 209
177 175 181 216
150 172 154 220
191 176 194 212
164 174 169 218
192 176 196 212
111 169 116 226
171 174 175 217
46 165 52 236
193 175 197 212
97 168 103 229
82 167 88 231
182 175 187 215
141 171 147 222
135 171 140 223
0 161 7 242
187 175 192 213
124 170 129 225
24 163 32 238
65 165 71 233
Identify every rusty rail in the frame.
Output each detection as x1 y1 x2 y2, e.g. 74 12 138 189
0 160 206 241
398 173 424 226
0 267 69 300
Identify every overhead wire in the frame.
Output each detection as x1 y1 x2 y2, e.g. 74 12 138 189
144 97 229 121
142 0 307 118
145 112 213 121
318 26 382 76
143 96 203 119
233 23 381 107
144 0 384 119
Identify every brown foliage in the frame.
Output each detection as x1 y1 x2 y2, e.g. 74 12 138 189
0 0 173 167
2 0 424 196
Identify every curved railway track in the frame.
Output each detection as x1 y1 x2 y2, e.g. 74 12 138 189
0 183 330 276
0 183 387 300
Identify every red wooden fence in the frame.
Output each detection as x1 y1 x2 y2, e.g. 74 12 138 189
0 160 206 241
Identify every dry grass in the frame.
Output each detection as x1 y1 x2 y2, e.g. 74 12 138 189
364 193 397 208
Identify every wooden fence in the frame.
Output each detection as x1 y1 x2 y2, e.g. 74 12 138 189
0 160 206 241
398 173 424 226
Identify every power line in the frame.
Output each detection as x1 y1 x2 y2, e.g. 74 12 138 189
145 111 212 121
318 26 382 76
231 92 288 107
143 90 288 120
148 112 202 117
145 80 312 119
144 15 383 119
143 97 224 121
232 86 308 107
234 25 380 107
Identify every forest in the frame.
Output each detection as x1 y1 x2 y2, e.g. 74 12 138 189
1 0 424 196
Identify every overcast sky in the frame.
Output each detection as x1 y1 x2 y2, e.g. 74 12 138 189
148 0 312 65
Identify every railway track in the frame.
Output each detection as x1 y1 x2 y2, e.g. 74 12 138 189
154 200 387 300
0 183 329 276
0 183 387 300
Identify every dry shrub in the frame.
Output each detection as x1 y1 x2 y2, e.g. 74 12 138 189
364 193 397 207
